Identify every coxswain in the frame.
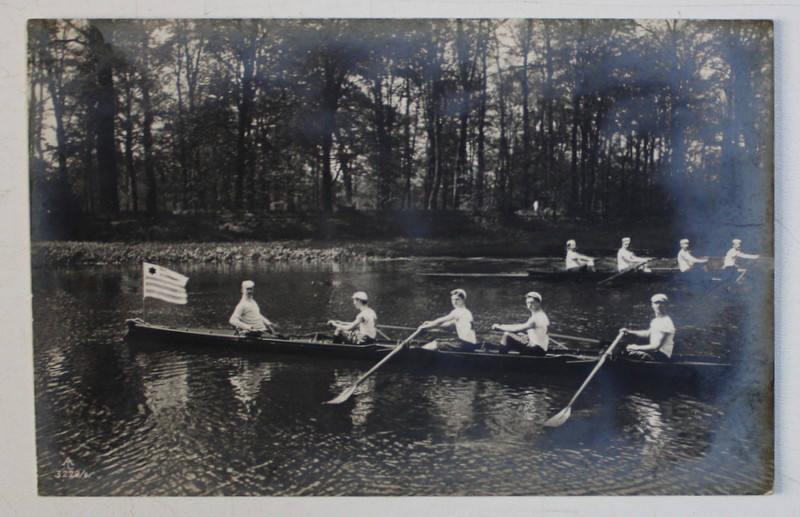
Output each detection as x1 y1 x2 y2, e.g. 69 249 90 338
229 280 276 335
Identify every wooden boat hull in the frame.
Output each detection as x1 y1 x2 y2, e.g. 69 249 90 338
527 269 680 283
124 319 731 383
417 269 704 284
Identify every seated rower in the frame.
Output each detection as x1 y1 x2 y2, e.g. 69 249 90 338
619 293 675 362
491 291 549 356
617 237 651 273
418 289 478 352
565 239 596 272
677 238 709 273
327 291 378 345
723 238 760 282
229 280 277 335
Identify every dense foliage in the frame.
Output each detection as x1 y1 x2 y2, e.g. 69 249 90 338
28 19 772 239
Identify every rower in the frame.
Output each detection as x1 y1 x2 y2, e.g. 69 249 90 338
229 280 277 335
327 291 378 345
723 238 760 282
491 291 549 356
619 293 674 362
565 239 596 272
677 238 709 274
617 237 651 273
418 289 478 352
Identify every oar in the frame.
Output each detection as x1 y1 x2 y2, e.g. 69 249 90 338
323 328 423 405
597 258 653 285
378 324 418 331
380 324 446 334
387 325 600 346
549 332 602 345
543 331 626 428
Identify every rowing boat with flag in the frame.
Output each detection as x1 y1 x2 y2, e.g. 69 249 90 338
124 319 732 382
142 262 189 305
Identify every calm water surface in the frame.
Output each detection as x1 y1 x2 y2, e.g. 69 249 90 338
32 259 773 495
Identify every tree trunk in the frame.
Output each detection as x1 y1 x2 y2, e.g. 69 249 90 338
235 47 257 209
87 24 119 216
475 28 488 212
122 94 138 212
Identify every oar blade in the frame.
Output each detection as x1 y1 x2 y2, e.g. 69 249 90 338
323 328 420 405
323 385 357 405
543 406 571 428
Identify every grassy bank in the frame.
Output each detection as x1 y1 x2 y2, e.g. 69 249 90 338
30 211 696 267
30 240 396 267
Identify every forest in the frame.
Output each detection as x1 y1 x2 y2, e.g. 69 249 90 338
28 19 773 240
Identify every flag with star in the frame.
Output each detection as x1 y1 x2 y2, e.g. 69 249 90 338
142 262 189 304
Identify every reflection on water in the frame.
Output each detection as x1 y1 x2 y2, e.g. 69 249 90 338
32 261 772 495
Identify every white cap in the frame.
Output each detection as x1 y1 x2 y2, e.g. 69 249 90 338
651 293 668 303
526 291 542 302
352 291 368 302
242 280 255 289
566 239 576 247
732 239 742 245
680 238 689 245
450 289 467 300
622 237 631 243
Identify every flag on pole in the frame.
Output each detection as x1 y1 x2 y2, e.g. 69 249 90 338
142 262 189 305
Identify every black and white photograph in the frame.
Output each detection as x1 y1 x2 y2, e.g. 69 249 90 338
6 0 798 512
25 16 774 498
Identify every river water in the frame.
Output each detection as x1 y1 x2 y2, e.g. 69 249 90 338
32 259 773 496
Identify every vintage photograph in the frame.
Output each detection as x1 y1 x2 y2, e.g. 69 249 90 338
28 18 773 496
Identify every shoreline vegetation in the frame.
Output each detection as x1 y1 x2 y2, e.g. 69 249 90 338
29 210 737 267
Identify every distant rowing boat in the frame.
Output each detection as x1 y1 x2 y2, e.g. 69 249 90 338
527 268 677 283
416 269 676 283
124 319 732 382
416 268 738 287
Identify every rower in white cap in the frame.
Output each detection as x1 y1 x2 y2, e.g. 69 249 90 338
619 293 675 362
418 289 478 352
677 238 709 273
565 239 596 272
229 280 277 335
616 237 651 273
723 238 760 282
328 291 378 345
491 291 550 356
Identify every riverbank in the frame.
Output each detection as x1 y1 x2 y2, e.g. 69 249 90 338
32 229 676 267
30 210 762 267
30 240 399 267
